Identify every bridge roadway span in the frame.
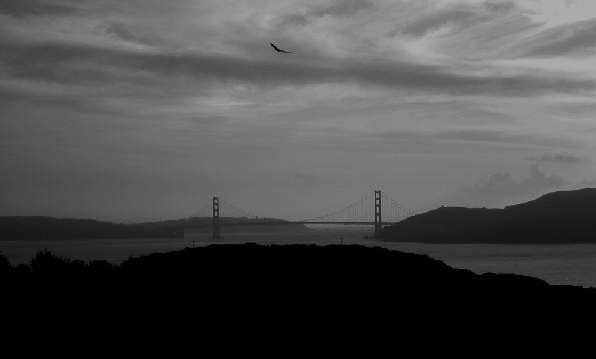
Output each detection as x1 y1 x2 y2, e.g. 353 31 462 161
183 221 396 228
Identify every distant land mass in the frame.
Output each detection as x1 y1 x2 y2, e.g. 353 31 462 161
382 188 596 244
0 216 308 241
137 216 309 234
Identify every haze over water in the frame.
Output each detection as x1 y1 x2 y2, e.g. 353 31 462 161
3 226 596 288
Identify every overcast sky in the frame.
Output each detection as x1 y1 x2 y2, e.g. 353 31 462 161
1 0 596 221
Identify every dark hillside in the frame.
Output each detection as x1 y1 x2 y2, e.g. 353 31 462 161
383 188 596 243
0 216 180 240
3 243 594 337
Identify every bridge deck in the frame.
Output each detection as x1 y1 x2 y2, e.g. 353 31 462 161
183 221 396 228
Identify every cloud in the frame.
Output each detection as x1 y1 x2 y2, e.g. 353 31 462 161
106 23 165 47
1 0 596 221
0 0 79 17
371 129 576 148
528 153 583 164
401 0 517 37
282 0 374 25
514 18 596 57
446 164 565 208
1 41 594 98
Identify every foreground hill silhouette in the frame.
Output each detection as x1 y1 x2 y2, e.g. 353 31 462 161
4 243 596 341
3 243 595 309
382 188 596 243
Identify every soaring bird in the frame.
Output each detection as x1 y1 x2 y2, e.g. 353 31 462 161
270 42 292 54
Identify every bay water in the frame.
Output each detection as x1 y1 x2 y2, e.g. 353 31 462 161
2 226 595 288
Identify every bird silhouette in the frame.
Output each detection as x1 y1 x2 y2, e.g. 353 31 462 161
270 42 292 54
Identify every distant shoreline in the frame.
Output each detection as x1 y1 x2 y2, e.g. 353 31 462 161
0 216 309 241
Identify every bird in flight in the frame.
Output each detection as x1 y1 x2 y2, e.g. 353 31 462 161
270 42 292 54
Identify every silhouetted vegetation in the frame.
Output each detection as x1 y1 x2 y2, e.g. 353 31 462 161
4 243 596 339
2 244 595 307
383 188 596 243
0 251 10 272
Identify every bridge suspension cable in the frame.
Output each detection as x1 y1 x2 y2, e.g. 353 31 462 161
300 193 371 223
193 190 415 227
299 191 414 223
190 197 264 219
381 192 416 222
191 199 214 218
218 199 262 219
187 191 415 240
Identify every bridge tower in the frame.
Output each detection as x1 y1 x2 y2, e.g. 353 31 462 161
212 196 220 239
374 190 382 239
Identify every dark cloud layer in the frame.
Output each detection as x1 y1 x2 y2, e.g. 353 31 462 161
371 129 575 148
1 41 594 98
518 18 596 57
0 0 79 17
528 154 583 164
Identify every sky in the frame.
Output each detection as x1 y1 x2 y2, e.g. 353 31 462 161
1 0 596 222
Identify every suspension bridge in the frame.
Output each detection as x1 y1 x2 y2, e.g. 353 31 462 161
187 190 414 239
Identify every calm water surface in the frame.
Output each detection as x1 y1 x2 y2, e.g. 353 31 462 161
2 226 596 288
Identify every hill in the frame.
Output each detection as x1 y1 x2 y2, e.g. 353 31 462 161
382 188 596 243
3 243 595 327
0 215 309 241
0 216 181 240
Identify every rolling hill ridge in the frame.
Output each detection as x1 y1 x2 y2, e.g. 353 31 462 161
382 188 596 244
